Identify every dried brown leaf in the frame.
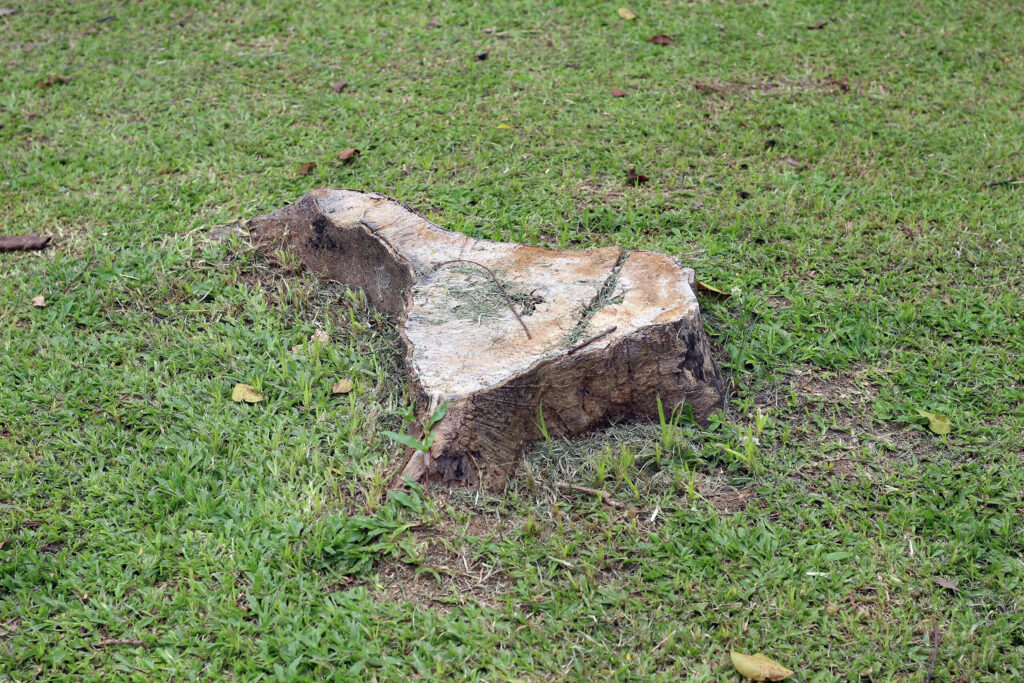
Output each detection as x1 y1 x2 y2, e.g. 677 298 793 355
337 148 360 161
610 86 627 97
298 162 317 176
933 577 959 592
626 169 649 184
694 80 726 93
822 76 850 92
332 379 354 395
36 75 70 89
330 80 348 93
31 294 46 307
649 34 674 45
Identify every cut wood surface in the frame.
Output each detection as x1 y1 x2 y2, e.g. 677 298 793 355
249 189 726 490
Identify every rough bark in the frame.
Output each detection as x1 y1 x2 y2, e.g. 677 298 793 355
248 189 726 490
0 234 50 251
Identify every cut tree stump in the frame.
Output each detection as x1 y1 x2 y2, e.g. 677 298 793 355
249 189 726 490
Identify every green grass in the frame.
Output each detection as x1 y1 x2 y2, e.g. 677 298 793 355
2 0 1023 680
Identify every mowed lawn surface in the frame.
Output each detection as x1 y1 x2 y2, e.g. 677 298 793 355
2 1 1022 680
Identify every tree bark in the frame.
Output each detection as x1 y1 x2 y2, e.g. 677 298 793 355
0 234 50 251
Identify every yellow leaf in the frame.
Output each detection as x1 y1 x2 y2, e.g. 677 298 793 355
695 281 731 300
231 383 264 403
916 409 951 435
617 7 637 20
496 124 512 129
31 294 46 307
332 379 353 394
730 652 794 681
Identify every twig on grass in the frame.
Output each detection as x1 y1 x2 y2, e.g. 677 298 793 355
433 259 532 339
93 638 149 648
556 480 623 508
983 178 1022 188
0 234 51 252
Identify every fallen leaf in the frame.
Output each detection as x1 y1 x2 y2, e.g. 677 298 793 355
36 75 70 89
808 20 830 30
298 162 317 176
694 80 725 93
695 281 730 300
934 577 958 591
310 330 330 343
330 80 348 93
649 34 674 45
0 7 16 17
610 86 627 97
617 7 637 20
31 294 46 307
289 343 303 354
626 169 649 184
781 157 801 168
475 51 489 61
822 76 850 92
332 379 353 394
730 651 794 681
916 409 951 435
231 384 264 403
495 124 512 129
337 148 360 161
692 198 705 210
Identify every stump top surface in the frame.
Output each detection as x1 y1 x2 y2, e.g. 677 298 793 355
310 189 700 398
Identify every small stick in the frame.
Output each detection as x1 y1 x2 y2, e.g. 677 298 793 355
924 616 940 683
93 638 149 648
984 178 1022 188
433 259 532 339
566 326 617 355
0 234 50 252
556 480 623 508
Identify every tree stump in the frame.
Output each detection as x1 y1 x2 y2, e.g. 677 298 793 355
249 189 726 490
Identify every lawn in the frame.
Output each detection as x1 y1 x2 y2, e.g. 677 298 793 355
1 0 1022 680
